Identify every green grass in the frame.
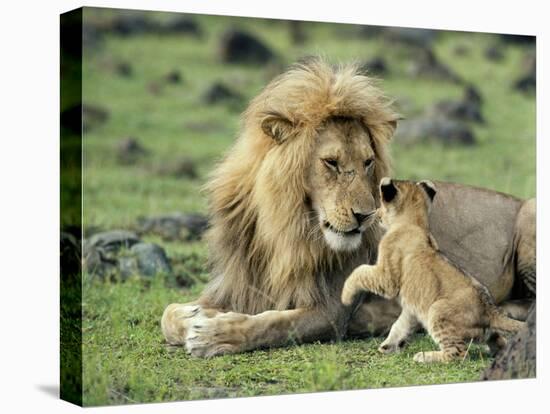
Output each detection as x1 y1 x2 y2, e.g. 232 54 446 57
78 8 535 406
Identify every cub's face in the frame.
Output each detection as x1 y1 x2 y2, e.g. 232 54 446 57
308 118 380 252
377 177 437 229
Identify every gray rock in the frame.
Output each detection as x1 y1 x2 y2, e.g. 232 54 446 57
485 44 505 62
482 306 536 380
513 52 536 94
219 30 275 65
383 27 438 48
202 82 244 108
395 116 476 146
136 213 208 241
429 86 484 124
159 16 201 37
408 48 462 84
154 158 198 179
361 57 388 76
85 230 140 254
129 243 172 277
116 137 148 165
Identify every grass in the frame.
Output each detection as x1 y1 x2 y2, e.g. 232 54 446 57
77 8 535 406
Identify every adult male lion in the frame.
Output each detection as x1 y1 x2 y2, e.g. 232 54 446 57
162 58 535 357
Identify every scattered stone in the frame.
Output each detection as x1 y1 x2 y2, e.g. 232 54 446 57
159 15 201 37
83 104 110 132
185 121 225 133
119 243 172 278
115 61 133 77
453 44 470 57
109 12 154 36
499 34 535 46
395 116 476 146
202 82 244 107
154 158 198 179
429 85 484 124
116 137 148 165
513 52 536 94
85 230 140 254
82 230 172 279
289 20 307 45
383 27 438 48
408 48 462 83
484 44 505 62
361 57 388 76
164 70 183 84
482 306 536 380
219 30 275 65
136 213 208 241
61 231 81 277
61 104 110 134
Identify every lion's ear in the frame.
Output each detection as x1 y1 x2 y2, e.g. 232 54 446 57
261 113 295 144
380 177 398 203
417 180 437 202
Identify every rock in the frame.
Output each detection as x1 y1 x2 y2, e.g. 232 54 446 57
453 44 470 57
61 104 109 134
429 85 484 124
395 116 476 146
122 243 172 278
164 70 182 84
115 61 132 77
361 57 388 76
61 231 81 277
154 158 198 179
82 230 171 279
85 230 140 254
116 137 148 165
482 307 536 380
499 34 535 46
383 27 438 48
408 48 462 83
219 30 275 65
202 82 243 107
109 12 154 36
484 44 505 62
159 15 201 37
513 52 536 94
82 104 109 133
136 213 208 241
289 20 307 45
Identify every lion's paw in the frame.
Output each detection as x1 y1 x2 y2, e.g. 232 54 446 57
185 312 250 358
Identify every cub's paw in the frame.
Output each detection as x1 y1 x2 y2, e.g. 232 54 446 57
186 312 250 358
413 351 448 363
378 340 406 354
341 265 368 305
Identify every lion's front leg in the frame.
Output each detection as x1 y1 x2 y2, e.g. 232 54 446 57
342 264 396 306
162 304 346 358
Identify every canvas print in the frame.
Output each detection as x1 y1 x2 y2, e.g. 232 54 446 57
60 6 536 407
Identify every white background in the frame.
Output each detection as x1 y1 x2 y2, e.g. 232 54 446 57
0 0 546 412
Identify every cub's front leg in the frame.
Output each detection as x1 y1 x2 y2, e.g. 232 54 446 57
341 264 397 306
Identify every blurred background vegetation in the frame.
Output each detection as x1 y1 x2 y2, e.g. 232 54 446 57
65 7 535 406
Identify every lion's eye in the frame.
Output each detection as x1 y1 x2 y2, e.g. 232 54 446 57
364 158 375 170
322 158 339 171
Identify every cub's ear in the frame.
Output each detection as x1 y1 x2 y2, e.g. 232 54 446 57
380 177 398 203
417 180 437 202
260 112 295 144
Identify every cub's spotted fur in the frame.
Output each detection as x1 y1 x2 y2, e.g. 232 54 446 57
341 178 525 363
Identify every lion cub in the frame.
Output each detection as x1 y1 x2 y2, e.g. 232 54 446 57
341 178 525 363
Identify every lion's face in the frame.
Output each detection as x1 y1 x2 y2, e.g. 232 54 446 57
307 118 380 252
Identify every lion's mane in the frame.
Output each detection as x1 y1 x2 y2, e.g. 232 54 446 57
200 57 399 314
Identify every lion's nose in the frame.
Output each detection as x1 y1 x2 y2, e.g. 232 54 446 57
352 210 375 225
